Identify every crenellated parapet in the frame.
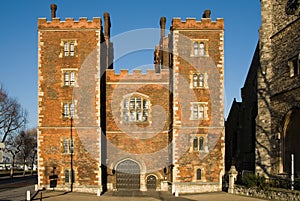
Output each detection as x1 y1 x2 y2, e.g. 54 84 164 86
38 17 101 29
106 69 169 83
172 17 224 30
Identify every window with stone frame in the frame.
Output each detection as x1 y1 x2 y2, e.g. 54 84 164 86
193 73 205 88
63 71 76 86
122 94 150 123
62 102 75 118
64 41 75 57
62 138 74 154
190 102 208 120
191 41 208 57
193 135 207 152
289 54 300 77
64 169 75 183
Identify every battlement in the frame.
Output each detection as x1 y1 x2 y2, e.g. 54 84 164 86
38 17 101 29
172 17 224 30
106 69 169 83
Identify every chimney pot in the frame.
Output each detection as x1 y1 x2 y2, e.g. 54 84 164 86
50 4 57 19
203 10 211 18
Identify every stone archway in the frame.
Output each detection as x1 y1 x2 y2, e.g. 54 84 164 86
282 109 300 174
116 160 140 190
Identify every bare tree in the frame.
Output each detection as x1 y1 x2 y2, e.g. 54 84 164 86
16 128 37 175
4 133 22 178
0 86 27 143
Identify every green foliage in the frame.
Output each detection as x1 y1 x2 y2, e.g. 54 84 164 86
242 173 267 189
294 176 300 190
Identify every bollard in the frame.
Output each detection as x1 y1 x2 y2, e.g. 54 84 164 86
97 189 101 196
175 190 179 197
35 184 38 191
26 190 30 201
228 165 238 194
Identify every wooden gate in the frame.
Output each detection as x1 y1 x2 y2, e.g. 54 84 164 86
116 160 140 190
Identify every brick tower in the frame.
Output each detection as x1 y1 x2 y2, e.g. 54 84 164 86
168 10 225 193
37 5 111 192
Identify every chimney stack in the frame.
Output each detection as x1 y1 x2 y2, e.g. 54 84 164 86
203 10 211 18
104 12 111 39
160 17 166 40
50 4 57 19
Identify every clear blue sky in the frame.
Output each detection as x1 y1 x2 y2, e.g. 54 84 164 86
0 0 261 128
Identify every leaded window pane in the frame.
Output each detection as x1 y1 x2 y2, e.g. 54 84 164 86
193 137 198 151
199 137 204 150
64 72 69 86
64 169 70 183
194 42 198 56
70 139 74 153
64 43 69 56
193 105 198 119
63 103 69 117
199 74 204 87
193 74 198 87
63 139 69 153
199 106 204 119
70 72 75 86
70 103 75 118
70 42 75 56
199 42 205 56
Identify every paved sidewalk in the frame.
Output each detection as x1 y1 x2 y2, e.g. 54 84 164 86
32 190 268 201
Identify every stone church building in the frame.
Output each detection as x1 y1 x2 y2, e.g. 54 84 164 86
226 0 300 178
37 5 225 193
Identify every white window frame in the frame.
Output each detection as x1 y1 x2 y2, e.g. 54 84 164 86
62 138 74 154
62 101 76 119
190 102 208 120
191 39 209 57
63 71 77 87
121 93 150 123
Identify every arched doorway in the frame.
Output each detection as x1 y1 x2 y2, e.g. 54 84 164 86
282 109 300 174
146 175 157 190
116 160 140 190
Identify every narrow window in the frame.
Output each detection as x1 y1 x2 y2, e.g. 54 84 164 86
199 74 204 87
64 72 69 86
193 74 198 87
64 169 70 183
64 42 69 56
63 103 69 118
194 42 199 56
63 139 69 153
193 105 198 119
196 169 202 180
70 103 75 118
199 42 205 56
70 42 75 57
70 72 75 86
199 137 204 151
199 106 204 119
293 59 299 76
193 137 198 151
70 139 74 153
